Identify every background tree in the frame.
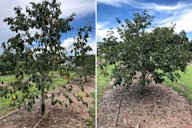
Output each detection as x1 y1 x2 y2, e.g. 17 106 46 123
189 40 192 53
98 11 191 94
1 0 92 116
0 52 15 75
75 54 95 82
73 26 93 82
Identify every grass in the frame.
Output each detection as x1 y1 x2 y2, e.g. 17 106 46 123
97 65 114 106
51 72 76 89
0 97 13 115
0 75 16 83
164 64 192 104
0 75 28 114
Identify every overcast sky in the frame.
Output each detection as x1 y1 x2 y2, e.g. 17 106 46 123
0 0 95 54
97 0 192 42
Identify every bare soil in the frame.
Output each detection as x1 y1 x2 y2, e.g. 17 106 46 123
0 76 95 128
98 82 192 128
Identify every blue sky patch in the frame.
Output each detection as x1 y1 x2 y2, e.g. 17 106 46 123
97 0 192 41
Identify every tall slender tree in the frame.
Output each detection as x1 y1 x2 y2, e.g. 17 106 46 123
1 0 92 115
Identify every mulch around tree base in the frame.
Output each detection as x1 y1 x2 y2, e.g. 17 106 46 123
98 83 192 128
0 77 95 128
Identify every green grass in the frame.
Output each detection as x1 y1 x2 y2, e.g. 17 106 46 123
0 75 16 83
164 64 192 104
0 97 12 109
0 75 29 114
97 65 114 105
51 72 76 89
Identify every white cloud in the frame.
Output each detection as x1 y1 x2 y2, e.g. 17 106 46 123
97 21 110 30
0 0 42 43
135 2 192 12
59 0 95 18
133 2 192 34
97 28 121 42
97 0 132 7
97 22 108 42
158 9 192 33
61 37 75 52
61 36 96 55
97 22 120 42
97 28 108 42
98 0 192 12
87 37 96 55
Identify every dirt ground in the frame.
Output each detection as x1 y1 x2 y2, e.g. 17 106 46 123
98 82 192 128
0 76 95 128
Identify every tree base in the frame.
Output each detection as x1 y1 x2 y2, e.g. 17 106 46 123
41 104 45 116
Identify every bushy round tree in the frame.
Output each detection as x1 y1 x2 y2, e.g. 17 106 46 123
98 11 191 94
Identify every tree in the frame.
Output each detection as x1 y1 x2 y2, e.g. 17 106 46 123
76 54 95 82
73 26 93 82
189 40 192 53
0 53 15 75
1 0 92 116
98 11 191 94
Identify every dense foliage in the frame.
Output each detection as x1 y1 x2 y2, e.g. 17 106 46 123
98 11 191 94
0 54 15 75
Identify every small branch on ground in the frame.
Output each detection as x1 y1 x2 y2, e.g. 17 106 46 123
33 112 48 128
124 118 128 128
115 90 124 127
0 107 24 120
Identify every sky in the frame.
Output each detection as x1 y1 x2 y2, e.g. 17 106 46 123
97 0 192 42
1 0 192 54
0 0 95 54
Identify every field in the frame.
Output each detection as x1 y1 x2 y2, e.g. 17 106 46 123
97 64 192 127
97 65 114 105
164 64 192 104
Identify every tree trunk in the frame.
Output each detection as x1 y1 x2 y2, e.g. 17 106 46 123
84 74 87 82
40 77 45 116
67 78 70 84
141 72 146 95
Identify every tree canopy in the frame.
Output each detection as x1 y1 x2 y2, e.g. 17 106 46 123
98 11 191 93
